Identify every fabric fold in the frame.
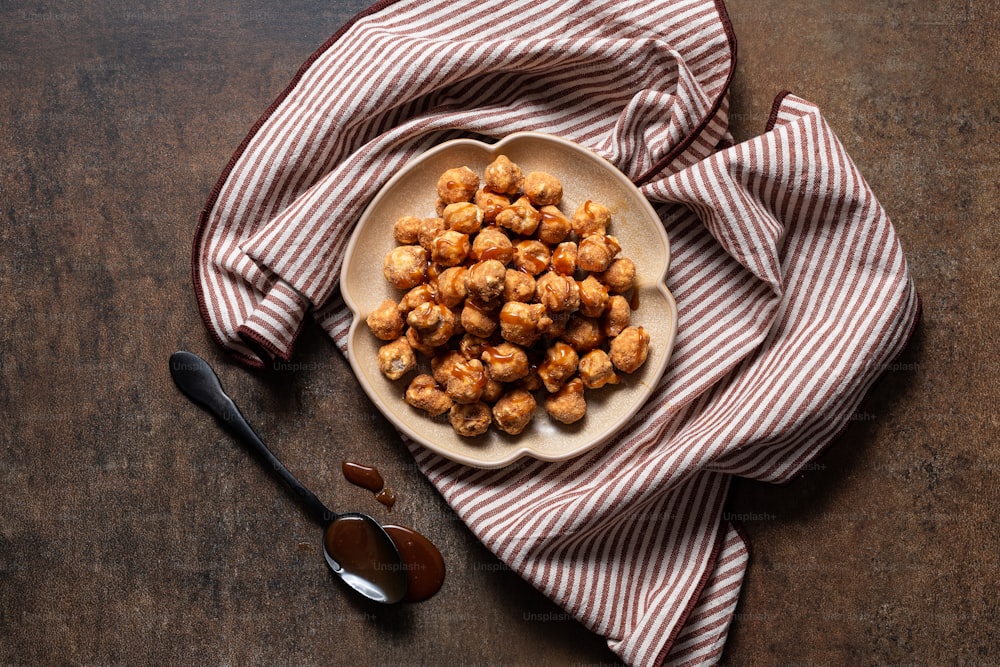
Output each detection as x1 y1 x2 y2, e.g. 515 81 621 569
191 1 919 664
193 0 735 366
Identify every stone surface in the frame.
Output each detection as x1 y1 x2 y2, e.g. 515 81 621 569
1 1 996 665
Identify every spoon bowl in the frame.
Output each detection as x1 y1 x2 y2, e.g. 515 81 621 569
169 350 408 604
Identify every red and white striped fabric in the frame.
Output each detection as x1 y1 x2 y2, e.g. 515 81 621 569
191 1 919 664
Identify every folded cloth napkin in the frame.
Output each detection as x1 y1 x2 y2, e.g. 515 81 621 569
191 0 920 663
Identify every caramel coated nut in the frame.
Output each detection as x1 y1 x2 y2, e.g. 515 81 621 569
484 155 524 195
474 189 510 222
430 229 471 266
449 401 492 437
577 275 609 319
481 342 530 383
467 259 507 302
437 166 479 204
442 357 487 405
460 298 499 338
512 239 550 276
377 337 417 381
603 295 631 338
609 325 650 374
499 301 551 347
503 269 536 303
492 389 536 435
576 234 621 273
537 205 571 245
536 271 580 313
544 377 586 424
599 257 636 294
471 226 513 263
578 349 619 389
442 201 484 234
537 341 579 393
435 266 469 308
383 245 427 289
397 283 436 314
416 217 446 250
522 171 563 206
392 215 423 244
366 299 405 341
562 315 606 352
496 196 542 237
571 200 611 237
406 302 456 347
405 374 452 416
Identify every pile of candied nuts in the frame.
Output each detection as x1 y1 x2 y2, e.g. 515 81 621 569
366 155 650 438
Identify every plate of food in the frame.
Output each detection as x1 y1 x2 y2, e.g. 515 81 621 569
341 131 677 468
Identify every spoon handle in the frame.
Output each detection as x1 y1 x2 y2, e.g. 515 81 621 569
169 351 334 524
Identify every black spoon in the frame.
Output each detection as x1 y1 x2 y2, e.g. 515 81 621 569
168 351 408 604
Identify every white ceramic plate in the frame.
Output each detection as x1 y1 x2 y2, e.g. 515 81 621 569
341 132 677 468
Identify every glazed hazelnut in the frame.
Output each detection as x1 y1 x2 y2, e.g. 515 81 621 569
609 325 650 373
406 302 456 347
537 341 579 393
416 217 447 250
442 201 483 234
460 298 499 338
366 299 405 341
576 234 621 273
435 266 468 308
437 166 479 204
377 337 417 381
430 229 470 266
535 271 580 313
562 315 606 352
405 326 439 357
392 215 423 244
544 377 586 424
383 245 427 289
513 239 550 276
471 226 513 264
522 171 562 206
577 275 609 318
550 241 577 276
537 205 571 245
474 189 510 222
405 374 452 416
483 155 523 195
442 357 487 404
503 269 536 303
480 342 530 383
431 350 465 385
492 389 536 435
466 259 507 302
496 196 541 236
571 200 611 237
397 283 437 314
598 257 636 294
481 378 504 404
602 295 631 337
499 301 551 347
578 349 619 389
449 401 492 437
458 333 491 360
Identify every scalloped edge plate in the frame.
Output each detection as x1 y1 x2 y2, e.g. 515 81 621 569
341 132 676 468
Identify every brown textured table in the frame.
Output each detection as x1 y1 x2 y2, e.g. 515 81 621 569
2 1 997 665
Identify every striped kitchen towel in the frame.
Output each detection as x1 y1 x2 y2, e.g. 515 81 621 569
191 0 920 664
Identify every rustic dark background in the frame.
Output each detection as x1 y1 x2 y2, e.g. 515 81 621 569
2 1 997 665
